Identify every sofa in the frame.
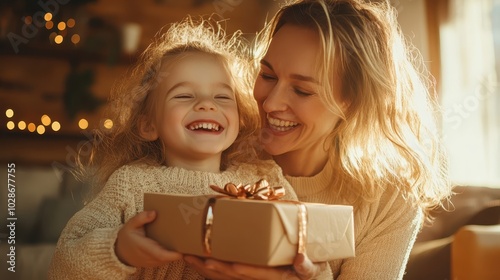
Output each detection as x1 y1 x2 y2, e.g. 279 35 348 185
0 167 85 280
404 186 500 280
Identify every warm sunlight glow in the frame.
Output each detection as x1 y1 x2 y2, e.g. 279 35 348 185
41 115 51 126
78 119 88 129
52 121 61 132
18 121 26 130
7 121 15 130
5 109 13 118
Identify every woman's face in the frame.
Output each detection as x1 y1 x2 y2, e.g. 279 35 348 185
254 24 343 164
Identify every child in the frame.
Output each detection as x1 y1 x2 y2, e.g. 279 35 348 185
47 18 299 280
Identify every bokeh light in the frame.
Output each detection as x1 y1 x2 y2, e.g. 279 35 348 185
24 16 32 25
103 119 113 129
71 34 80 44
37 125 46 135
28 123 36 132
78 118 88 129
45 21 54 29
41 115 51 126
6 109 14 118
55 35 63 44
18 121 26 130
57 21 66 31
44 13 52 21
52 121 61 132
67 18 76 28
7 121 15 130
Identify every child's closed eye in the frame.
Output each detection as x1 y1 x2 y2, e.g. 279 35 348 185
214 94 234 100
173 94 194 99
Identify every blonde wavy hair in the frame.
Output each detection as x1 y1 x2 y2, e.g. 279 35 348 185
253 0 451 220
79 17 260 197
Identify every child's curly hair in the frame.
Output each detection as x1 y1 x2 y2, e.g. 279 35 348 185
77 17 261 197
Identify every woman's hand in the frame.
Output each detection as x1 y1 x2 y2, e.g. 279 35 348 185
115 210 183 268
184 253 327 280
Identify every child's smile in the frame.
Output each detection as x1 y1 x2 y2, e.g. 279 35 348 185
187 120 223 133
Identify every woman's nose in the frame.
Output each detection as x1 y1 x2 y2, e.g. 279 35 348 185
194 97 217 111
262 83 288 112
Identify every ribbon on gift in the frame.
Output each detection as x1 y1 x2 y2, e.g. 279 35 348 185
203 179 308 257
209 179 286 200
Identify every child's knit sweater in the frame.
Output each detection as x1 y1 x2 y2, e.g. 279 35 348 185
48 161 300 279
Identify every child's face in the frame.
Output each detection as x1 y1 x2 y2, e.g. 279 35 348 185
152 52 239 169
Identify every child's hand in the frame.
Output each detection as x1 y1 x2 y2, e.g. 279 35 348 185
115 210 182 268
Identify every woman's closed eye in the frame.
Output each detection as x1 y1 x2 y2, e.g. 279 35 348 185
259 72 277 81
293 88 314 97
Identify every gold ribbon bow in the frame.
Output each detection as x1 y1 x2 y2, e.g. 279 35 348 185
209 179 285 200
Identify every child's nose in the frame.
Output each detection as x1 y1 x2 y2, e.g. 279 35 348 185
194 98 217 111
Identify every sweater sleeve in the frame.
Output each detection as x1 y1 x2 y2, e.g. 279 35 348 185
335 191 423 280
48 167 137 280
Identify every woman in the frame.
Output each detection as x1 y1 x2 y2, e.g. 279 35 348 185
186 0 452 279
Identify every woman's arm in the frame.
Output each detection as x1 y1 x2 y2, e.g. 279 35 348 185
335 191 423 280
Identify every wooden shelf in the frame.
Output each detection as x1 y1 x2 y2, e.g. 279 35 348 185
0 40 138 65
0 131 91 166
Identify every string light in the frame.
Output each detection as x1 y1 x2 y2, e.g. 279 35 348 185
78 118 88 129
67 18 76 28
71 34 80 44
28 123 36 132
55 35 63 44
24 16 32 25
7 121 15 130
57 21 66 31
41 115 51 126
37 125 46 135
44 13 52 21
6 109 14 118
52 121 61 132
103 119 113 129
18 121 26 130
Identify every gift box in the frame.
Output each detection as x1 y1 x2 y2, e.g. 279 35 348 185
144 184 355 266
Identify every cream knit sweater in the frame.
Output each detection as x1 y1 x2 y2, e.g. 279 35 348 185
47 161 302 280
286 160 423 280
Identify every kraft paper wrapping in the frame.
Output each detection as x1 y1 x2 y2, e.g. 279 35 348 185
144 193 355 266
